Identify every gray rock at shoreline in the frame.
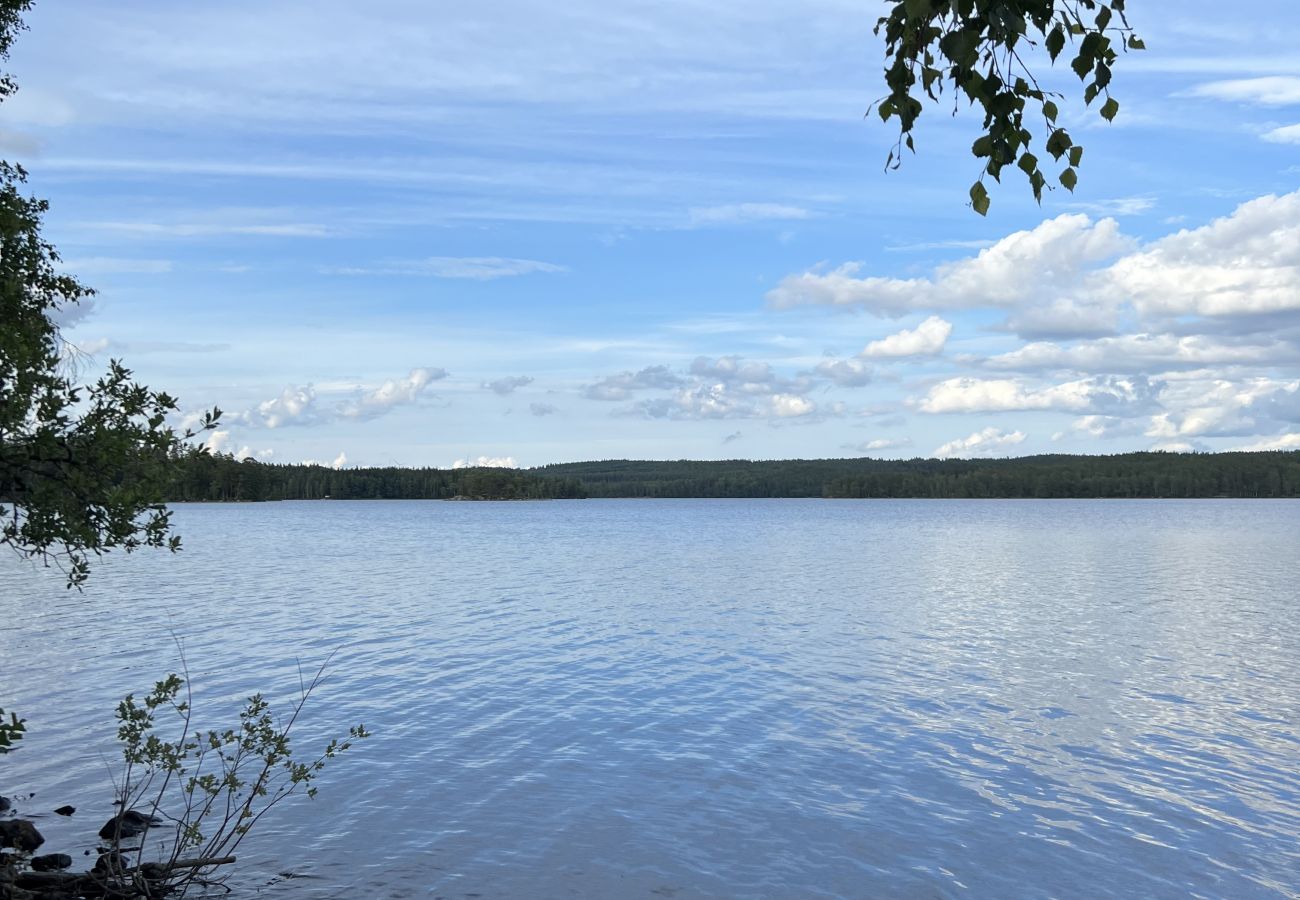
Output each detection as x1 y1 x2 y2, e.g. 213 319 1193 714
0 821 42 853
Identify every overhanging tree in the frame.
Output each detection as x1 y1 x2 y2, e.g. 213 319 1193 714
0 0 217 589
873 0 1144 214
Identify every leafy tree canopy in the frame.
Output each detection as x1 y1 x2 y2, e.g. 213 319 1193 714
0 0 217 586
874 0 1143 214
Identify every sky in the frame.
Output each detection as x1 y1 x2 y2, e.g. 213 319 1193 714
4 0 1299 468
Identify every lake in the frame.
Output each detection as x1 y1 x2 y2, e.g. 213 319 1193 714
2 499 1298 898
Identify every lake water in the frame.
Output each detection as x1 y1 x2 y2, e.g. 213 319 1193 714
2 499 1298 898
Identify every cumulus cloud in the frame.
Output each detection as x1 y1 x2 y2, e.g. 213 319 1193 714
770 191 1300 347
844 437 913 453
933 427 1026 459
1056 415 1147 441
689 355 811 395
1141 377 1292 440
583 365 684 400
1230 433 1300 451
863 316 952 358
632 382 815 421
814 357 873 387
338 367 447 419
484 374 534 395
766 214 1128 316
301 451 348 470
452 455 517 469
918 375 1155 415
1109 191 1300 318
247 384 319 428
984 333 1294 372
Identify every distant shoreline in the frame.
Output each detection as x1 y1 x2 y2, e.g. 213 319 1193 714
169 451 1300 501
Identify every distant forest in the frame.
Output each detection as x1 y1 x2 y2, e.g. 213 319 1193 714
169 451 1300 501
169 454 587 501
536 452 1300 499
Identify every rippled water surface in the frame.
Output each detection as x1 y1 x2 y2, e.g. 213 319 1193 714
2 499 1299 898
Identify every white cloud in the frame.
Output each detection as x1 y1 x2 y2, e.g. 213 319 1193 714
338 367 447 419
766 214 1128 316
584 365 684 400
1262 124 1300 144
485 375 534 395
814 357 873 387
918 376 1153 415
326 256 566 279
1065 196 1156 217
688 203 811 227
529 402 557 416
863 316 952 358
633 382 816 421
933 427 1026 459
251 384 318 428
1059 415 1147 440
1109 191 1300 318
1230 433 1300 451
985 333 1293 372
302 451 348 469
689 355 810 395
1191 76 1300 106
452 455 517 469
844 437 913 452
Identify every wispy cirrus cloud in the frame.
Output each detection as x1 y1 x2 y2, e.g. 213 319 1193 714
323 256 566 279
687 202 811 227
1190 76 1300 105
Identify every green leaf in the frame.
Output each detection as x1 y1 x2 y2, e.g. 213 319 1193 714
1043 99 1059 122
969 181 990 216
1060 167 1078 192
1095 6 1112 30
1100 97 1119 121
904 0 931 18
1045 128 1072 160
1128 35 1146 50
1045 26 1065 61
972 134 994 157
1018 152 1039 176
1069 145 1084 167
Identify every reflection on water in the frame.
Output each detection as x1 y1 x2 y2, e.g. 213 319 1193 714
2 499 1298 898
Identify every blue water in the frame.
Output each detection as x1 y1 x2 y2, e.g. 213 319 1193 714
2 499 1298 898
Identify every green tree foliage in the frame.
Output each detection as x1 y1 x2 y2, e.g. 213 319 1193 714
535 453 1300 499
168 455 587 502
0 1 217 587
874 0 1143 214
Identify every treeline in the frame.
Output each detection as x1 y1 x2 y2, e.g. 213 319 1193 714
168 454 586 502
533 452 1300 499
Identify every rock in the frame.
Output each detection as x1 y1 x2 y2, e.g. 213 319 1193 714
98 810 162 840
28 855 71 873
51 807 74 818
92 850 126 874
0 796 10 812
0 821 42 853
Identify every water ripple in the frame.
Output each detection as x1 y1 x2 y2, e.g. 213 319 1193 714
1 499 1298 898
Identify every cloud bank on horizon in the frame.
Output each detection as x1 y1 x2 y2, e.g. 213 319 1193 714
8 0 1299 467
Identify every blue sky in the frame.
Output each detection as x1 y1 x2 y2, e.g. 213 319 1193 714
6 0 1299 467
